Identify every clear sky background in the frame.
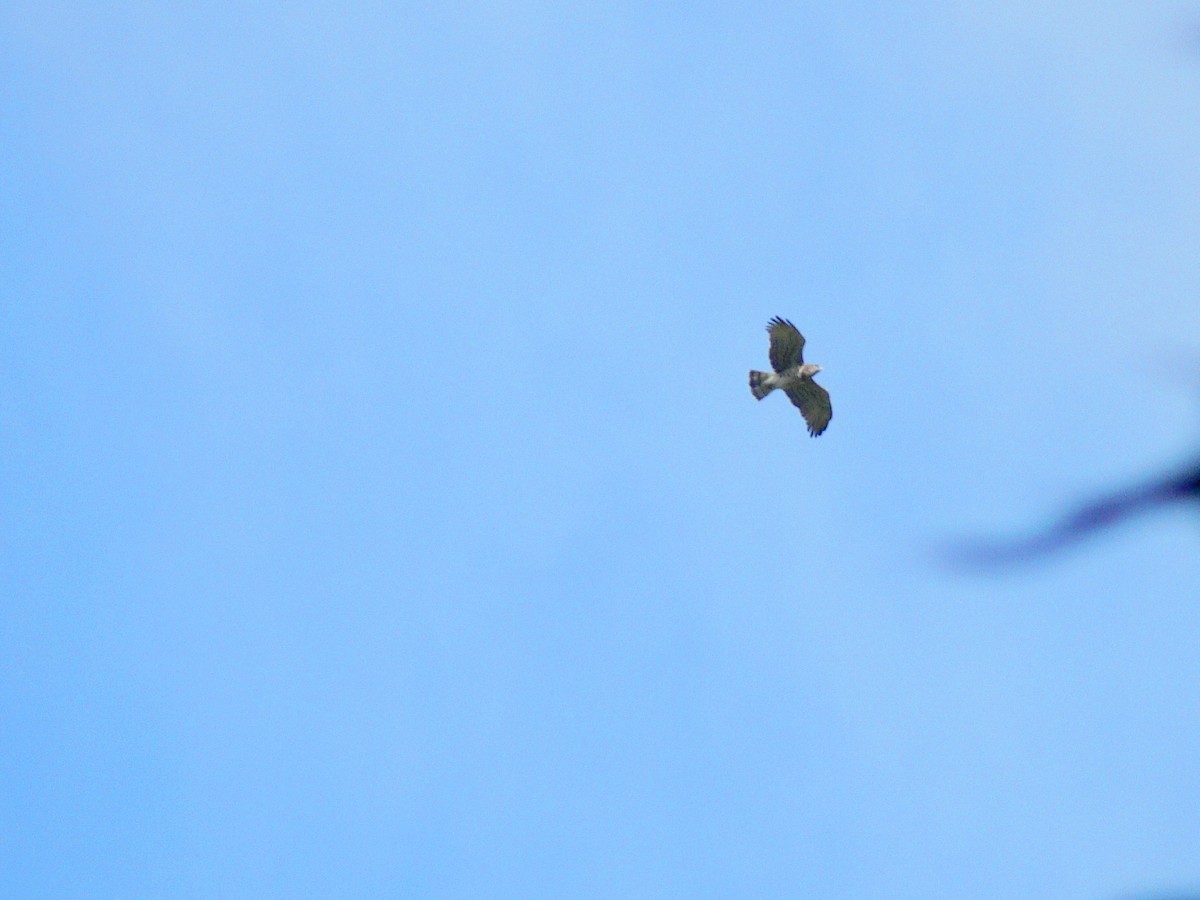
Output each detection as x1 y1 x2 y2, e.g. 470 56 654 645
5 2 1200 897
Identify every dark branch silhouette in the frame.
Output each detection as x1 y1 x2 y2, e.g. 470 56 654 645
949 458 1200 566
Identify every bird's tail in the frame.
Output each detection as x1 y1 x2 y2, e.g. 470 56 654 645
749 370 774 400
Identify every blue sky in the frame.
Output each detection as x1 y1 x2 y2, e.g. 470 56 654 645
5 2 1200 897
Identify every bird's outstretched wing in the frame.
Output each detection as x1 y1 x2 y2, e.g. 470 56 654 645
767 317 805 372
948 465 1200 565
784 379 832 437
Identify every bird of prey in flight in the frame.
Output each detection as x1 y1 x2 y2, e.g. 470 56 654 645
951 458 1200 565
749 316 832 437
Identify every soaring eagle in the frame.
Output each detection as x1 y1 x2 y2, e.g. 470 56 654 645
749 317 832 437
